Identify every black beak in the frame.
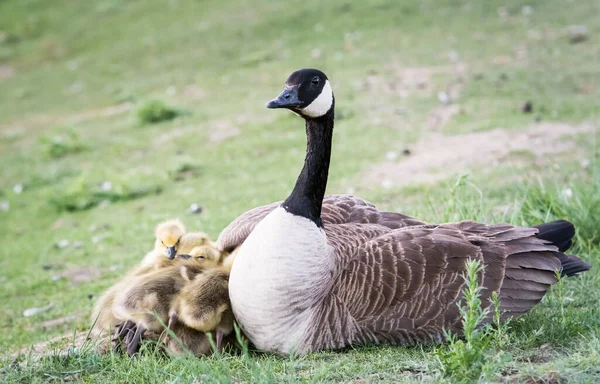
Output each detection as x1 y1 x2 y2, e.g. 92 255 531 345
266 85 302 109
167 246 177 260
177 254 192 260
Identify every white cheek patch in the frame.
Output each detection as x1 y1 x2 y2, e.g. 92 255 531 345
302 80 333 118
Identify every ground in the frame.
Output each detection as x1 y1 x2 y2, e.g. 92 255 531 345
0 0 599 382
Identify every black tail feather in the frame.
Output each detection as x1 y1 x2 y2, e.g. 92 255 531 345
555 252 591 277
533 220 575 252
533 220 590 276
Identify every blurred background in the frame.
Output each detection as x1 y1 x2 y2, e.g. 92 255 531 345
0 0 598 379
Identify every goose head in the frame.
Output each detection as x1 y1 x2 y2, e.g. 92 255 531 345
177 245 221 267
154 219 186 260
266 68 334 119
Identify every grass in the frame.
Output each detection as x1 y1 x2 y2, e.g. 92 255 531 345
134 99 182 125
48 175 163 212
0 0 599 382
435 260 512 383
39 130 86 159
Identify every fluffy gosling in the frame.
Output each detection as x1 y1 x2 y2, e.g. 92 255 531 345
169 266 233 352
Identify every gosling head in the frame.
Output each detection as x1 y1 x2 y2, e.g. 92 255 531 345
266 68 334 119
177 245 220 266
155 219 186 260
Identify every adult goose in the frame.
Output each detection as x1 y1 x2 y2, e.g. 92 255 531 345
218 68 590 355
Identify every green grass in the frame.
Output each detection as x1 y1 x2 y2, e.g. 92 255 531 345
134 99 182 125
435 260 513 383
0 0 599 382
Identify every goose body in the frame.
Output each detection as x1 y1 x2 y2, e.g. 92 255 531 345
229 206 334 353
221 68 590 355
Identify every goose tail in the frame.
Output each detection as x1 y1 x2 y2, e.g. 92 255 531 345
533 220 590 276
496 220 590 320
554 252 591 277
533 219 574 252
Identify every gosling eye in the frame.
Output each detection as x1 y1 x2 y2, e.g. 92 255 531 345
196 255 205 259
311 76 320 85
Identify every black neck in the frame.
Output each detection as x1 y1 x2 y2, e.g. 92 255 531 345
282 108 334 227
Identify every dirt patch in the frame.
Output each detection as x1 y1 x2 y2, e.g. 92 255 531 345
152 120 241 145
152 124 198 145
11 331 106 361
152 113 275 146
506 371 567 384
35 313 85 330
56 267 102 285
361 64 467 98
10 328 168 361
363 123 594 188
209 120 241 143
516 343 557 364
179 84 206 100
0 103 132 134
65 103 132 124
0 65 15 80
428 104 462 129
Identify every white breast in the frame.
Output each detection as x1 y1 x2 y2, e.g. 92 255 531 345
228 206 334 354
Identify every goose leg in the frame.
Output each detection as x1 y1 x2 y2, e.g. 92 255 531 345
168 313 178 330
215 329 223 352
126 325 146 357
160 313 178 344
112 320 136 353
124 325 136 347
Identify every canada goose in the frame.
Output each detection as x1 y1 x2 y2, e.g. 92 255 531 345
114 265 234 356
177 244 222 266
160 319 212 356
160 311 237 356
169 266 233 351
220 247 239 271
90 282 126 337
138 219 185 268
179 231 217 255
152 219 186 260
219 68 591 355
112 244 224 355
139 230 216 273
140 217 214 267
91 232 219 336
112 260 208 355
138 243 222 275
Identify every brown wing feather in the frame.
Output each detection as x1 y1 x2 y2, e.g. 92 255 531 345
320 195 425 228
334 226 481 345
217 201 281 252
216 195 426 251
307 221 565 349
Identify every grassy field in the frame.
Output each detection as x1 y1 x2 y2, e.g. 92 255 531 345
1 0 599 382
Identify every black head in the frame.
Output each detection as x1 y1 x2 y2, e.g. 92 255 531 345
266 68 334 119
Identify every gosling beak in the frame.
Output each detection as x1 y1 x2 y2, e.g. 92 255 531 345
177 254 192 260
266 84 302 109
166 246 177 260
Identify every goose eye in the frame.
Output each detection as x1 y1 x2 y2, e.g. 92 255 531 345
311 76 320 85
